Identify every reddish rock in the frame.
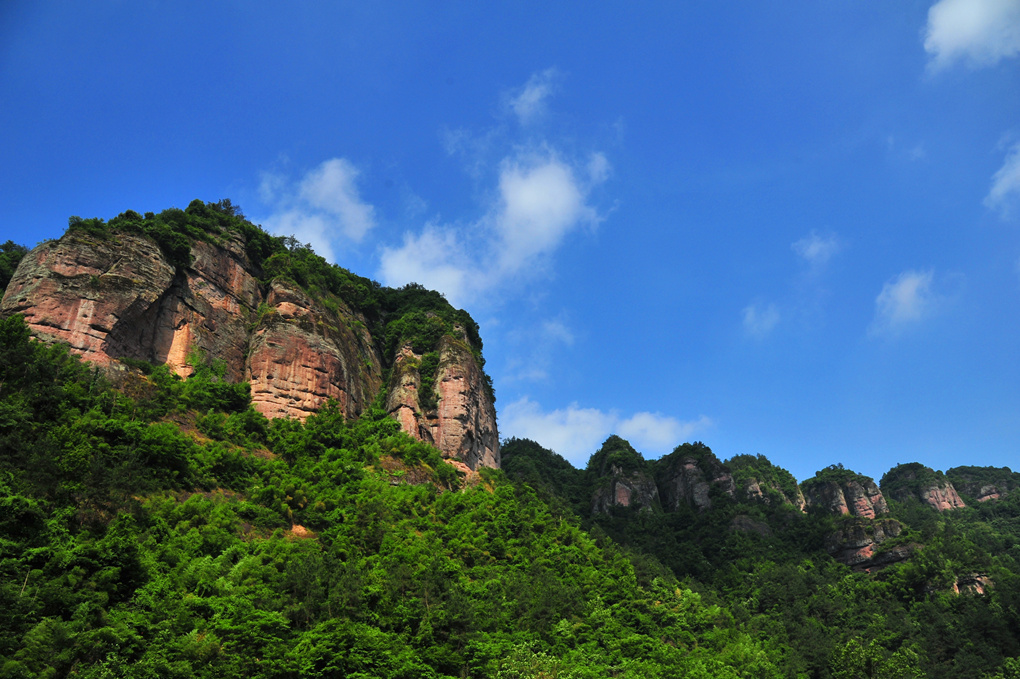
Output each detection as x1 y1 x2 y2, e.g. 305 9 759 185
802 477 888 518
384 332 499 471
657 446 735 511
1 232 176 368
591 464 660 514
247 280 382 421
976 485 1002 502
954 573 993 596
826 518 912 570
921 483 966 512
882 464 966 512
1 228 498 469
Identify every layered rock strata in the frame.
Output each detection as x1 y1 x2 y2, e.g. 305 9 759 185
803 478 888 518
1 229 498 469
385 333 499 470
826 518 913 570
657 448 736 511
882 464 966 512
591 465 660 514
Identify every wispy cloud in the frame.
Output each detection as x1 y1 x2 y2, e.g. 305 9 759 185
869 269 939 336
379 71 608 308
792 230 841 267
503 316 577 382
507 68 559 126
499 397 712 466
743 303 780 339
260 158 376 262
924 0 1020 71
985 141 1020 220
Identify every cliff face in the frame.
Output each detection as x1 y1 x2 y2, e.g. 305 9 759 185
881 464 966 512
799 475 889 517
741 477 806 511
946 466 1020 504
826 518 913 570
590 465 660 514
246 279 383 421
385 334 499 470
1 228 498 470
803 477 888 519
657 447 735 512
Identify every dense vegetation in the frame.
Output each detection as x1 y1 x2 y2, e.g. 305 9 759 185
501 439 1020 679
4 201 1020 676
0 314 782 678
0 241 27 292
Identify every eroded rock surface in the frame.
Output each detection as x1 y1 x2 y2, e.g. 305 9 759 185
882 464 966 512
384 333 499 470
826 518 912 570
247 280 382 421
657 447 735 511
1 229 498 469
591 465 660 514
742 477 806 511
803 478 888 518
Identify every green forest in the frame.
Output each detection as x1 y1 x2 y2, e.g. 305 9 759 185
2 204 1020 677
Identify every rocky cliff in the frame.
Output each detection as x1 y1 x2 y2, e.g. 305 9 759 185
802 471 888 519
946 466 1020 504
826 517 914 570
727 454 806 511
587 436 660 513
385 334 499 470
881 463 966 512
0 205 499 470
656 442 735 511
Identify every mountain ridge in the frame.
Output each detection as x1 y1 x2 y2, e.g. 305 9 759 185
0 200 498 470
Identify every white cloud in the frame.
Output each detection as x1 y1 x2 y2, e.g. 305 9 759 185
494 151 601 275
792 230 841 266
508 68 559 125
541 319 574 346
985 142 1020 219
743 303 780 338
378 147 607 306
617 413 714 453
378 225 471 306
869 269 937 336
500 397 712 466
260 158 377 262
924 0 1020 70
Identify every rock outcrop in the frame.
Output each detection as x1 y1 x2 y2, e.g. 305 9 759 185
741 477 806 511
587 436 659 513
826 517 913 570
590 466 660 514
656 443 735 511
385 333 499 470
946 466 1020 504
1 225 498 470
881 463 966 512
802 475 888 519
246 279 383 421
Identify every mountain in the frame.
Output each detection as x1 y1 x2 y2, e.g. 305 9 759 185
3 202 1020 678
0 201 497 470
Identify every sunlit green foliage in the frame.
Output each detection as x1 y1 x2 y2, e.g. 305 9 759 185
0 241 28 291
0 315 777 677
502 436 1020 679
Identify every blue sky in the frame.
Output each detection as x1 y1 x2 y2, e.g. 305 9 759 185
2 1 1019 482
